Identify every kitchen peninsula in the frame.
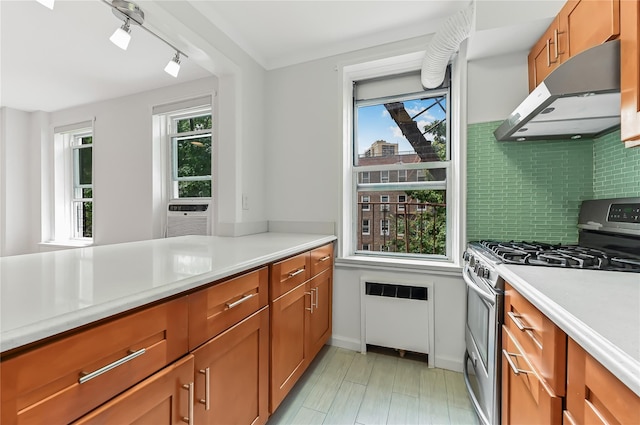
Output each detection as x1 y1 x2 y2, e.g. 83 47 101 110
1 232 336 424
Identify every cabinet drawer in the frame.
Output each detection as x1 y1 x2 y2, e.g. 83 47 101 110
1 297 188 425
310 243 333 277
189 267 268 350
270 252 310 300
504 283 566 396
502 326 563 425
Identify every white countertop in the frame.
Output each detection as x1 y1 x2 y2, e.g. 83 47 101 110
0 233 336 353
498 264 640 396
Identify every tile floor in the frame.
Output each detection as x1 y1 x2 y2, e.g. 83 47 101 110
267 345 480 425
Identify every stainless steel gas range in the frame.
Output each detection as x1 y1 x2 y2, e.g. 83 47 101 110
462 197 640 425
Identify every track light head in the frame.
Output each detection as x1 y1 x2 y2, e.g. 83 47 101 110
164 52 181 78
109 19 132 50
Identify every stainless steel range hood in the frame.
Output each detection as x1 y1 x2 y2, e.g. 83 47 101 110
494 40 620 142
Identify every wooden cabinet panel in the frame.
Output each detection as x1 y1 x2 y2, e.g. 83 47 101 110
559 0 619 59
528 17 562 91
504 283 566 396
502 326 563 425
310 243 333 277
270 282 309 413
193 307 269 425
270 252 310 300
621 0 640 144
306 269 332 360
72 354 194 425
1 297 188 425
188 267 268 350
565 338 640 424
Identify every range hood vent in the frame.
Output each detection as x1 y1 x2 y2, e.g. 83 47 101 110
494 40 620 142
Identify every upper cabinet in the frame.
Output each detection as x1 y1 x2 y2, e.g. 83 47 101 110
528 0 640 147
620 0 640 145
528 0 620 92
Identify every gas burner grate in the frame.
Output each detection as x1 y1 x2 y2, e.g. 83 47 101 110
475 240 640 272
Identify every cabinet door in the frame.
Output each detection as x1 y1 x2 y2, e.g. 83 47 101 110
73 354 194 425
306 269 332 360
621 0 640 144
565 338 640 424
502 327 562 425
528 17 561 91
193 307 269 425
270 282 308 413
559 0 620 59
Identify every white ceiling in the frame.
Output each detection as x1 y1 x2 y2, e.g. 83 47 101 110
0 0 564 113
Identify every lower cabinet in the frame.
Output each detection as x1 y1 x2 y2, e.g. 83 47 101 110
565 338 640 425
73 354 195 425
502 327 563 425
306 268 333 361
270 282 309 413
193 307 270 425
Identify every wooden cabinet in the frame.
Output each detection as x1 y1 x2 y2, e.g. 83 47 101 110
188 267 268 350
72 354 195 425
528 0 620 92
564 338 640 424
528 16 562 92
269 242 334 413
306 269 333 361
502 282 565 425
0 297 189 424
620 0 640 145
502 327 563 425
193 307 269 425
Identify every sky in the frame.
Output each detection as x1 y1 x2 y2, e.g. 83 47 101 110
356 97 446 155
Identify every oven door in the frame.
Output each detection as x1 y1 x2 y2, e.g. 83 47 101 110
462 265 500 425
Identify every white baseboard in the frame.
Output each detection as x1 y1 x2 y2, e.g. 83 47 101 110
328 335 361 352
434 354 464 372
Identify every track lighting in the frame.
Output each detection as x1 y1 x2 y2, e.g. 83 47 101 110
164 52 181 78
36 0 55 10
102 0 188 76
109 18 132 50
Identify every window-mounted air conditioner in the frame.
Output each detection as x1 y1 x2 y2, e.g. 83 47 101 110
166 201 211 237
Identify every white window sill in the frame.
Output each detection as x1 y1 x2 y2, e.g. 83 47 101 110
336 255 463 276
39 240 93 251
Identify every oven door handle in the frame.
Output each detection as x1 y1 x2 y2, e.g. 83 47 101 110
463 266 496 306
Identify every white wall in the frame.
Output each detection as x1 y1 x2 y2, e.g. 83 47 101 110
0 107 41 256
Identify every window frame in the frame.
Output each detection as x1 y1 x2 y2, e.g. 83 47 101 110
70 132 93 240
340 50 467 266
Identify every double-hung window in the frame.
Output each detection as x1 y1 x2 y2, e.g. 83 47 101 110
168 109 212 199
71 133 93 238
352 68 451 259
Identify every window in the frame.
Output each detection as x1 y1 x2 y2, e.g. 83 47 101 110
380 219 390 236
51 121 94 243
71 133 93 239
398 195 406 212
169 110 212 198
362 244 370 251
351 67 451 260
361 195 370 211
362 219 370 235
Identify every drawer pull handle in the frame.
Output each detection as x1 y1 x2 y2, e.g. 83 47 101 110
305 291 314 313
319 255 331 262
502 349 532 376
507 312 534 331
288 268 305 278
78 348 146 384
199 368 210 410
226 293 256 309
182 382 194 425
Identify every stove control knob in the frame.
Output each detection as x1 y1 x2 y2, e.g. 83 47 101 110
482 268 490 279
463 251 469 261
